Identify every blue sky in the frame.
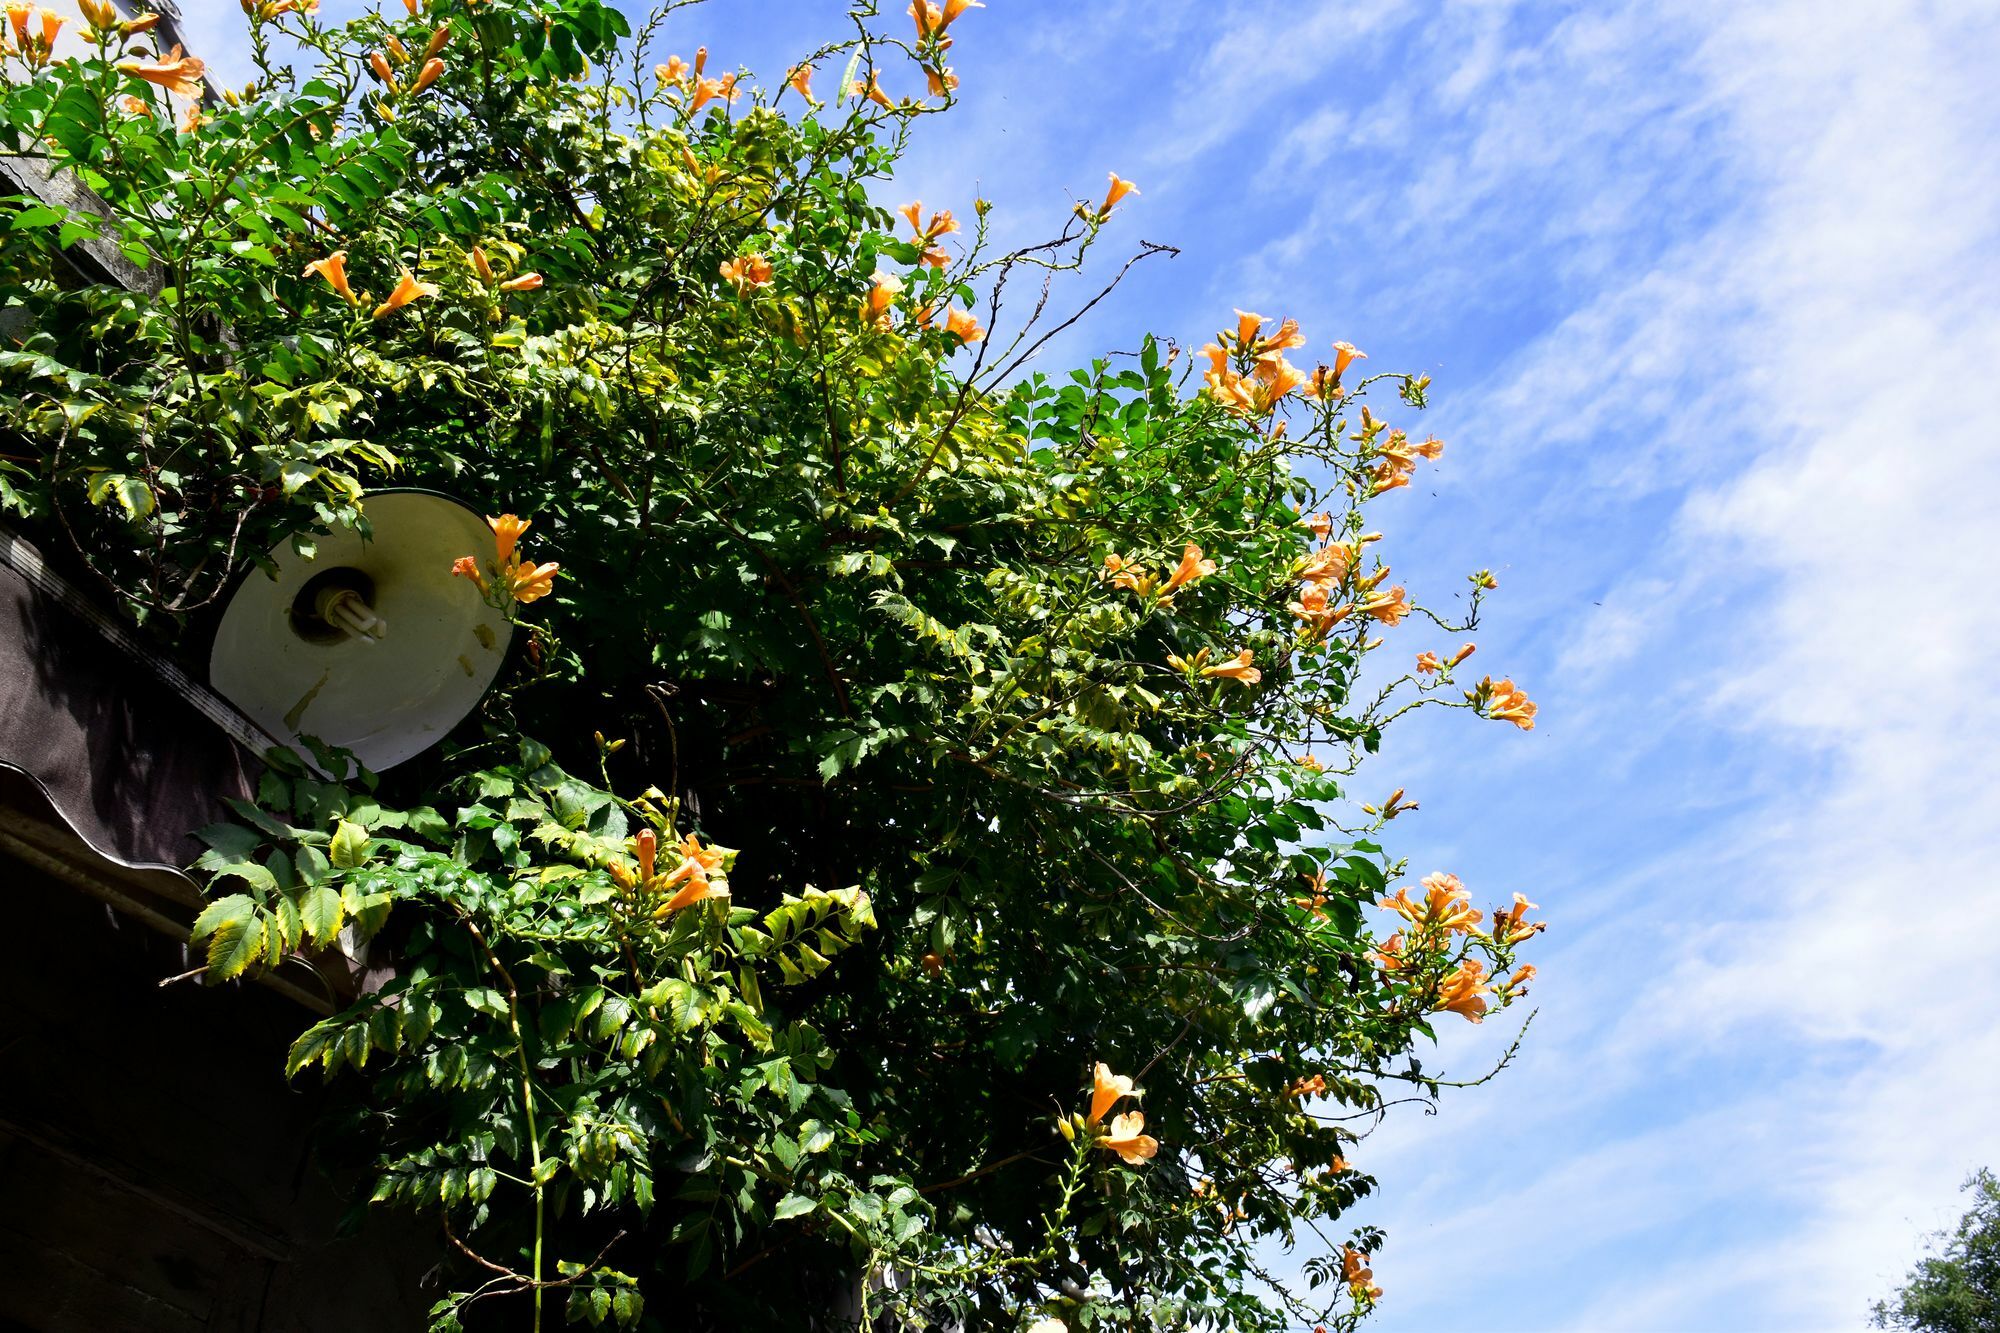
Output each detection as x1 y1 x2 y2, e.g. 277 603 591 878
187 1 2000 1327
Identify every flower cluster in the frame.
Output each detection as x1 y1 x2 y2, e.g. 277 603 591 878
1083 1062 1158 1165
607 827 734 920
1199 310 1310 418
1340 1246 1383 1303
1101 540 1213 607
1288 520 1389 644
452 513 563 609
1165 646 1261 687
1371 871 1544 1024
1347 405 1444 497
362 20 448 107
906 0 980 101
655 48 745 116
1 1 66 68
1469 675 1538 731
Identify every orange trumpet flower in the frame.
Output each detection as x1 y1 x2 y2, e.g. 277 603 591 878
118 45 207 97
302 250 357 304
1088 1062 1136 1125
1098 1110 1159 1165
371 268 438 319
1160 542 1216 595
1099 172 1139 217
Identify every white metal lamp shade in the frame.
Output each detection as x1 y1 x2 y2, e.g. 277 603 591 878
209 491 514 772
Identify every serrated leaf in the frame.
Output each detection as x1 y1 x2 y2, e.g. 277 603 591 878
300 883 343 946
204 909 268 981
329 820 371 868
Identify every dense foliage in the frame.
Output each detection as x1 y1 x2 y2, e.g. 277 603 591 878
0 2 1544 1328
1873 1171 2000 1333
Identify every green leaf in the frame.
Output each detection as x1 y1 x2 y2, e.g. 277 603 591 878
329 820 371 868
200 905 269 981
300 884 344 946
773 1194 816 1221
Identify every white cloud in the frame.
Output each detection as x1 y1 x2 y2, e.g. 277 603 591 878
1145 0 2000 1326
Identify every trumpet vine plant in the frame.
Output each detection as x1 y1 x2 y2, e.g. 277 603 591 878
0 0 1544 1329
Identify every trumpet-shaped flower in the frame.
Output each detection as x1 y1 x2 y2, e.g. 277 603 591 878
1360 583 1410 626
1478 676 1538 731
900 201 959 242
690 72 740 114
944 307 984 344
1102 553 1154 597
488 514 530 563
372 268 437 319
786 62 814 101
1366 932 1407 973
1379 871 1483 935
1331 341 1366 378
1491 892 1546 945
657 55 689 83
852 71 894 109
1341 1248 1383 1301
1304 364 1345 401
1252 316 1307 362
450 555 487 593
118 45 206 97
410 57 445 95
1434 958 1491 1023
1099 172 1138 216
938 0 982 29
499 272 543 293
1161 542 1216 594
1200 649 1261 685
720 253 773 295
505 557 560 604
1415 651 1441 674
862 272 903 328
1370 460 1412 495
1088 1062 1137 1125
1246 356 1308 414
1098 1110 1159 1165
926 65 959 98
1297 541 1356 588
1289 581 1350 640
302 250 356 304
